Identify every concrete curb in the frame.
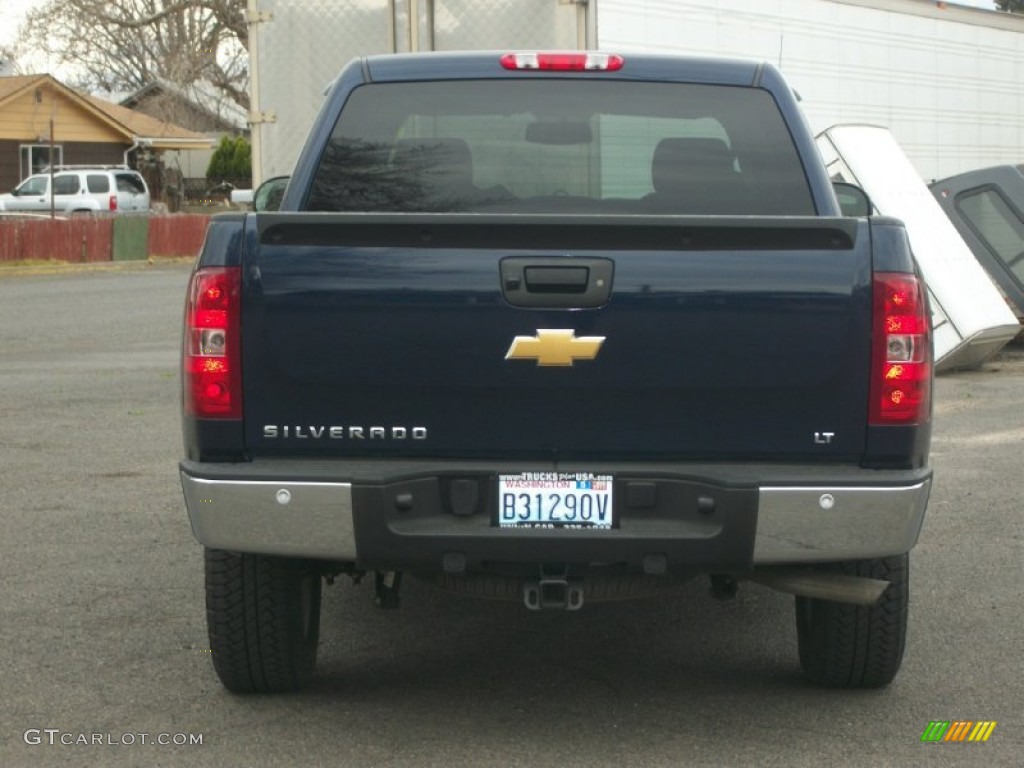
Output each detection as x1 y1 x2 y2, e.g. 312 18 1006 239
0 256 194 278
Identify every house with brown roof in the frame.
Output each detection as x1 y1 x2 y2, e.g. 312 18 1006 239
117 78 249 179
0 74 212 198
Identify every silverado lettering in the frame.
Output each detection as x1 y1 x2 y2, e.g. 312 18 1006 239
262 425 428 440
180 50 933 695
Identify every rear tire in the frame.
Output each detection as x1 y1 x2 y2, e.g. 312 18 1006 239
795 554 908 688
204 548 322 693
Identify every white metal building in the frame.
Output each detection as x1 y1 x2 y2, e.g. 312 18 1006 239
246 0 1024 183
600 0 1024 181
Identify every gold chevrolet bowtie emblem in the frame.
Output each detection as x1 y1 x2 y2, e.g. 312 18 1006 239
505 329 605 367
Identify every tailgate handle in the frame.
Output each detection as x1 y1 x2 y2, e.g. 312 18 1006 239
524 266 589 293
501 257 614 308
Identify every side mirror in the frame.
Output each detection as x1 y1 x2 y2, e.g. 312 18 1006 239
253 176 289 212
832 181 873 217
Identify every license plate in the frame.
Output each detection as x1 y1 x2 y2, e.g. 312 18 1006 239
497 473 614 529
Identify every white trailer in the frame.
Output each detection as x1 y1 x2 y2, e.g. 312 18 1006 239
245 0 591 184
245 0 1024 185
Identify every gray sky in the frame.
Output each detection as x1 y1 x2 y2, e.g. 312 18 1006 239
1 0 39 50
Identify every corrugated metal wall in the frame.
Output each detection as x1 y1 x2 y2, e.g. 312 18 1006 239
250 0 587 183
598 0 1024 180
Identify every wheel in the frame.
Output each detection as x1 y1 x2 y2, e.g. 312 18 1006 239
795 554 908 688
204 548 322 693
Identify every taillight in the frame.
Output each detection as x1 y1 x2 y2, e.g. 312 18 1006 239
869 273 930 425
500 52 624 71
109 195 117 211
184 267 242 419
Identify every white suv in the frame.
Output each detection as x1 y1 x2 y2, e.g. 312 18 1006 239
0 167 150 215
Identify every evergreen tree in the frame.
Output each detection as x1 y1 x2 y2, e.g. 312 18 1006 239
231 136 252 179
206 136 235 180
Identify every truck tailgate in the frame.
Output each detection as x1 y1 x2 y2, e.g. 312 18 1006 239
242 214 871 462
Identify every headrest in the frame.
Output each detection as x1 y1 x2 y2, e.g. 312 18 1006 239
651 137 736 194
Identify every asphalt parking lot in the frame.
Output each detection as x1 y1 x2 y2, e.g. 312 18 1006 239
0 263 1021 767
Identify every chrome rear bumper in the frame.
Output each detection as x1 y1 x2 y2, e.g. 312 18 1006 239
181 474 356 560
181 466 930 565
754 480 930 563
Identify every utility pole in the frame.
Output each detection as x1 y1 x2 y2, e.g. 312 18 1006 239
49 116 55 219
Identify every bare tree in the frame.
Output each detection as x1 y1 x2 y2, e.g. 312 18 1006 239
0 44 21 75
17 0 249 110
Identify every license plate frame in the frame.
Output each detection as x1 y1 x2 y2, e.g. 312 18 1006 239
497 472 614 529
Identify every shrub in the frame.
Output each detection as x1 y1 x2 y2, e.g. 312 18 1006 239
206 136 251 180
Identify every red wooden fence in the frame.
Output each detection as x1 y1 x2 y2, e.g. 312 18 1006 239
0 217 114 263
147 215 211 259
0 214 212 263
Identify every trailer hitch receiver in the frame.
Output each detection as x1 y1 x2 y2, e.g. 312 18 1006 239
523 565 584 611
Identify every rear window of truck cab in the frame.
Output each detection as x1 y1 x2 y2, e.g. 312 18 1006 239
306 79 815 215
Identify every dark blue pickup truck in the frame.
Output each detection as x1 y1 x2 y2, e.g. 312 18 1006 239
180 51 933 693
